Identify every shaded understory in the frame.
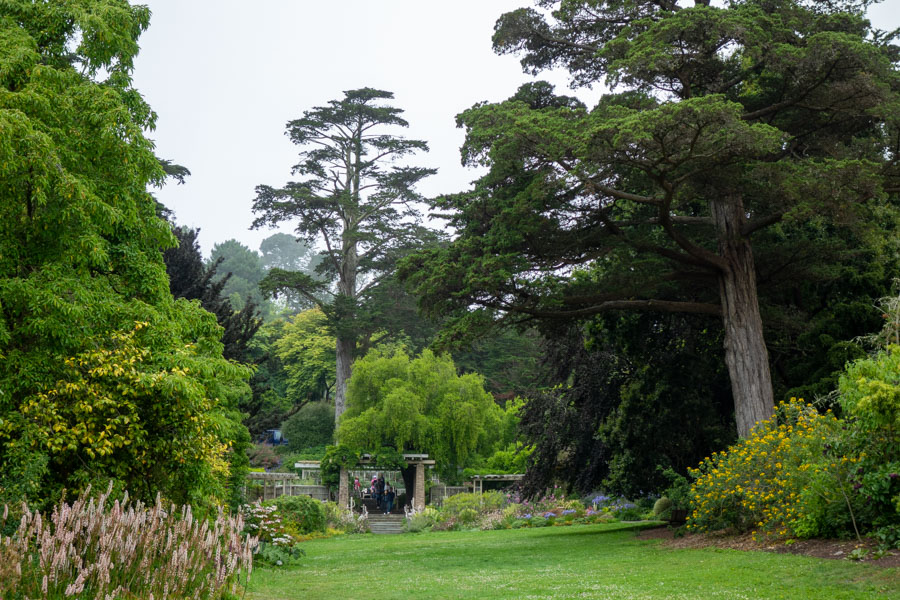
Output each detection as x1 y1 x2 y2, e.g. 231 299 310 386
247 523 899 599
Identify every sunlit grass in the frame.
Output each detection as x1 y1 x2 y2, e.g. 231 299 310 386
247 522 898 599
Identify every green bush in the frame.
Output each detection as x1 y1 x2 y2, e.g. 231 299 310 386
283 402 335 452
320 445 360 491
837 344 900 548
405 507 439 533
322 501 368 534
659 467 693 512
441 491 505 517
264 495 326 534
458 508 478 526
688 399 843 537
483 442 532 473
653 497 673 517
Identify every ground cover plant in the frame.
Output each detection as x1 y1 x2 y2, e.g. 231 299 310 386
246 522 898 599
0 485 254 600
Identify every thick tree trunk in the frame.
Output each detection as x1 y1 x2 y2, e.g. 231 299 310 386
334 335 354 424
711 195 775 438
334 228 358 425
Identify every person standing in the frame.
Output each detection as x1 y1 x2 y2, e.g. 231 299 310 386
374 473 385 509
384 485 396 514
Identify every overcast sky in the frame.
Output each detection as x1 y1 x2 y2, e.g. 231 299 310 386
132 1 900 256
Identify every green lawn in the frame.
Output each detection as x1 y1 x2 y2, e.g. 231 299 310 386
246 523 899 599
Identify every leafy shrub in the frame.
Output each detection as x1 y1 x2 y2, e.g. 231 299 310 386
458 508 478 526
405 507 439 532
653 497 673 517
659 467 693 512
248 443 280 470
0 485 255 599
322 501 369 534
612 506 643 521
320 444 360 491
242 502 304 566
283 401 335 452
265 494 327 534
431 516 461 532
688 399 851 538
441 491 506 517
837 343 900 548
839 345 900 431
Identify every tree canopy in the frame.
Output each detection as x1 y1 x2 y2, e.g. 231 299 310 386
401 0 900 437
163 226 262 362
253 88 436 422
337 349 508 482
259 233 322 314
274 308 337 410
0 0 250 508
208 239 269 315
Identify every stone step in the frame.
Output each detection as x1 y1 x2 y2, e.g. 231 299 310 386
366 514 405 535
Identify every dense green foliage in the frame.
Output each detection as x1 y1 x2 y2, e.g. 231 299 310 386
163 225 262 362
282 401 334 452
0 0 251 508
264 494 327 535
319 444 360 491
338 349 510 482
242 318 292 435
209 239 269 314
274 308 336 408
517 317 735 498
401 0 900 438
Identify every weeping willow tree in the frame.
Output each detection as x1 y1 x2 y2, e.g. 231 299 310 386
337 349 509 483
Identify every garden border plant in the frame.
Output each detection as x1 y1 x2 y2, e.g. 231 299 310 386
1 484 255 599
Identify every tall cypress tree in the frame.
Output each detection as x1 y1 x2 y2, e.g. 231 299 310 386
252 88 435 423
402 1 900 437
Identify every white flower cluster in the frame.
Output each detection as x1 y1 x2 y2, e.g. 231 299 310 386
240 502 296 549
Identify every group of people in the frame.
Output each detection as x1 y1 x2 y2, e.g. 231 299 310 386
353 473 397 514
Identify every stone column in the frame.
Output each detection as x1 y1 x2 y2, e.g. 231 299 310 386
414 462 425 512
338 466 349 509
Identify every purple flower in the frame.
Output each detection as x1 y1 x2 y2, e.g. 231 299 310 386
543 512 556 518
522 514 532 519
562 510 576 515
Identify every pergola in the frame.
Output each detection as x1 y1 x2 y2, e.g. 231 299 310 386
337 453 435 512
469 473 525 494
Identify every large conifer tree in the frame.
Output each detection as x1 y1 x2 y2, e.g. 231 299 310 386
402 0 900 437
252 88 434 422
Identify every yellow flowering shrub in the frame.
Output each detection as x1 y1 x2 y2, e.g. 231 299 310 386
687 398 855 539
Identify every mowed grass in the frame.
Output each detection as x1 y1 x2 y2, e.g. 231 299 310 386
246 523 899 600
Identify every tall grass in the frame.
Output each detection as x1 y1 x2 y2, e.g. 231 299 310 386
0 484 255 599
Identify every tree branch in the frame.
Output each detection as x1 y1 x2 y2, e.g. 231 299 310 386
496 298 722 319
741 212 783 237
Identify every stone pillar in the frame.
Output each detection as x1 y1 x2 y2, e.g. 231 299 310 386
338 466 349 509
414 462 425 512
